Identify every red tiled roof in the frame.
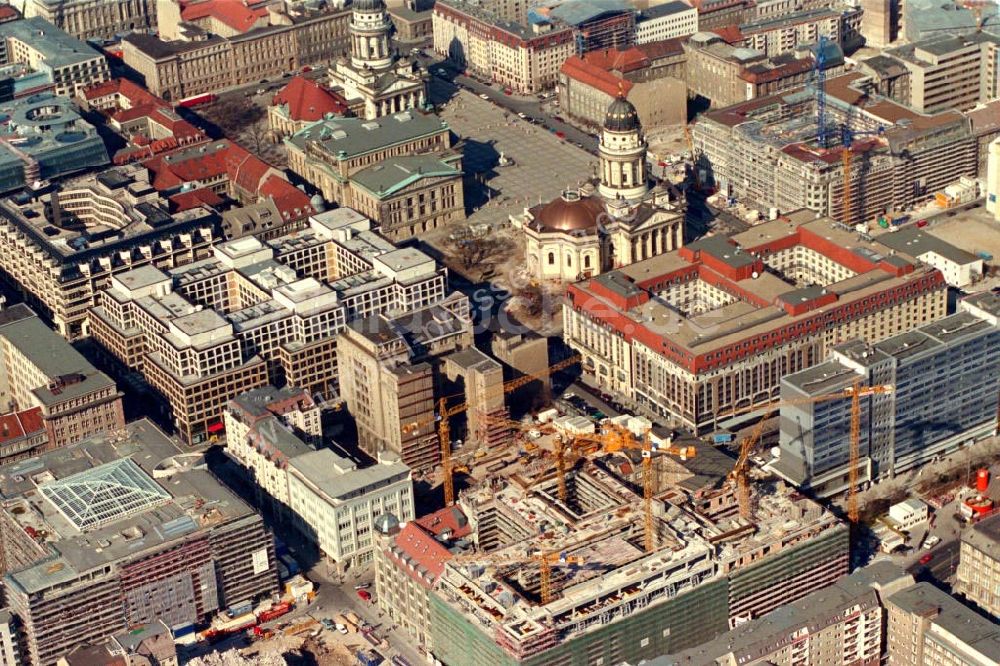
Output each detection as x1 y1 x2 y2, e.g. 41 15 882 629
169 187 224 212
82 79 122 100
582 47 649 74
0 407 43 446
260 175 313 222
273 76 349 122
388 523 453 588
711 25 744 44
181 0 269 33
561 56 633 98
0 5 20 21
415 505 472 540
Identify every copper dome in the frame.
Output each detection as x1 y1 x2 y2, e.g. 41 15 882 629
530 191 605 233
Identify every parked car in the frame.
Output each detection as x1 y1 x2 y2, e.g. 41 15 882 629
354 583 371 590
923 535 940 550
479 93 489 100
357 589 372 601
518 112 528 119
919 553 934 565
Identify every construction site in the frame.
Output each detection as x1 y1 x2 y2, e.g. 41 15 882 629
693 70 979 225
423 417 849 666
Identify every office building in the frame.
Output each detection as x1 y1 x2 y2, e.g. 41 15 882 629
0 165 217 339
389 0 435 43
0 93 109 196
541 0 637 52
860 0 899 48
432 0 576 94
877 226 984 287
904 0 1000 42
0 420 279 666
886 582 1000 666
563 209 948 433
288 449 414 572
0 609 21 666
23 0 154 41
694 0 754 30
775 291 1000 495
957 512 1000 621
90 209 449 444
121 2 351 102
336 292 475 469
692 72 978 223
327 0 427 120
635 2 698 44
223 385 321 516
0 304 124 455
0 17 109 97
662 561 913 665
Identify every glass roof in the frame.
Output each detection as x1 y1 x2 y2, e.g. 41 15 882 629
38 458 171 531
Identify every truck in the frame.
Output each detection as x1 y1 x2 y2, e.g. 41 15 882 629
256 601 292 623
711 432 733 444
177 93 217 108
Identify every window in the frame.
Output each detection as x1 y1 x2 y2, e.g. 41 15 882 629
548 252 555 265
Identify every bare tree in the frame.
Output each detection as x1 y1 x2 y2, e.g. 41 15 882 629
213 99 265 137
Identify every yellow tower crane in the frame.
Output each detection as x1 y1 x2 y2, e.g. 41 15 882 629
724 383 894 521
404 355 581 505
451 549 587 605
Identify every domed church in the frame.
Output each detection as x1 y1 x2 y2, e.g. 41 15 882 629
327 0 428 120
512 94 685 282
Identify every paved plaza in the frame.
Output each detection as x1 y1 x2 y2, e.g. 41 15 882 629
436 90 599 234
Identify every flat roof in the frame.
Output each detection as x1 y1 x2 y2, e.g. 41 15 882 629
351 154 461 198
878 226 980 265
888 582 1000 661
0 17 105 69
963 511 1000 557
289 449 409 501
1 419 257 595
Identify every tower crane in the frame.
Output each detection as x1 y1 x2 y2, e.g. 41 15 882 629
403 355 581 505
563 424 695 553
724 383 894 521
683 124 700 190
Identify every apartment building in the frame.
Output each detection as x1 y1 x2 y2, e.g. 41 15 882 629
24 0 154 40
887 582 1000 666
562 210 947 433
0 420 278 666
693 72 978 223
0 17 109 97
337 292 474 468
544 0 636 52
375 506 471 650
739 8 842 58
0 305 124 455
775 291 1000 496
0 165 217 339
90 209 449 444
884 33 1000 114
433 0 576 94
693 0 754 30
121 3 351 102
288 449 414 572
635 2 698 44
0 610 21 666
663 561 913 665
956 512 1000 621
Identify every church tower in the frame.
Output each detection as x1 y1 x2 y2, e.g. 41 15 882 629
350 0 393 71
598 92 649 203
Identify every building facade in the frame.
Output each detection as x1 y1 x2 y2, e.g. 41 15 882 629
121 5 351 102
563 210 948 433
739 8 842 58
635 2 698 44
956 512 1000 621
24 0 154 40
432 0 576 94
775 291 1000 495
